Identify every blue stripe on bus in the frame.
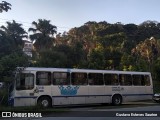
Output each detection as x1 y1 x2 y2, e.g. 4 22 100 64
14 94 153 99
52 94 153 98
52 95 112 97
15 96 38 98
123 94 153 96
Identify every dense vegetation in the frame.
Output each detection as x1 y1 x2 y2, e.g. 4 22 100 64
0 1 160 83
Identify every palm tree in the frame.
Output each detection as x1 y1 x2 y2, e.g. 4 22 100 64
0 1 11 13
28 19 57 51
1 20 27 48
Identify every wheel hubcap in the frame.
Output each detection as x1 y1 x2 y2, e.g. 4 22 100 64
42 100 48 107
115 98 120 104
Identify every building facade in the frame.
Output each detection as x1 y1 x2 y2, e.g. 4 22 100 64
23 41 33 57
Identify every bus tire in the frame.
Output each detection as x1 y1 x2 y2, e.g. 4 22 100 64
112 95 122 106
38 96 52 108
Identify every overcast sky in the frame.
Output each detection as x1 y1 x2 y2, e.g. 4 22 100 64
0 0 160 33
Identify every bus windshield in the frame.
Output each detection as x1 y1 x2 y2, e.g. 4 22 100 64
16 73 34 90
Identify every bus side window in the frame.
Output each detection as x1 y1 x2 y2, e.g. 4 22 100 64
53 72 70 85
104 74 112 85
104 74 118 85
119 74 132 86
88 73 104 85
132 75 144 86
36 72 51 85
112 74 119 85
144 75 150 86
25 74 34 89
119 74 125 85
71 73 87 85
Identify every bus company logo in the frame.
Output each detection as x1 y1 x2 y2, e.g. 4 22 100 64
1 112 42 118
2 112 11 117
58 85 79 95
112 86 121 91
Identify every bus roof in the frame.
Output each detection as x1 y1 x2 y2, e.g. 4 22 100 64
16 67 151 75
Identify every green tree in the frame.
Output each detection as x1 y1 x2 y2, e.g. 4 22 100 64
28 19 57 51
0 51 29 82
131 37 159 72
1 20 27 49
88 45 105 69
35 50 68 68
120 53 136 71
96 32 126 69
136 21 160 43
123 23 138 53
0 1 11 13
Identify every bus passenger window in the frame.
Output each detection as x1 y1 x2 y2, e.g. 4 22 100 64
104 74 118 85
144 75 150 86
132 75 144 86
88 73 104 85
119 74 132 86
71 73 87 85
53 72 70 85
36 72 51 85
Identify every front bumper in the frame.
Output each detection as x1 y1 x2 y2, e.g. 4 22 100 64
8 97 14 106
153 93 160 103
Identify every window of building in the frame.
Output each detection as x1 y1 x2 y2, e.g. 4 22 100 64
36 72 51 85
71 72 87 85
104 74 118 85
53 72 70 85
88 73 104 85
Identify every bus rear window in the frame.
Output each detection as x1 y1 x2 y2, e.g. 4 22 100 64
16 73 34 90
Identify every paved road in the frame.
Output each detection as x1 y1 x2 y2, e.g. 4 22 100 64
1 101 160 120
35 105 160 120
35 101 160 120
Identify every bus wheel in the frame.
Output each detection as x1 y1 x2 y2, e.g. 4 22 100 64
112 95 122 105
38 96 51 108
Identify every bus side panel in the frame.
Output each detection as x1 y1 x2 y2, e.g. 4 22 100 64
53 86 88 105
73 86 88 104
52 86 64 105
120 86 134 102
145 75 153 99
14 90 37 106
104 86 112 103
145 85 153 99
14 97 36 106
87 86 105 104
122 86 150 102
53 97 70 105
52 86 75 105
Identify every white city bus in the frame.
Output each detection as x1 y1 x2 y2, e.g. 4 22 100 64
9 67 153 107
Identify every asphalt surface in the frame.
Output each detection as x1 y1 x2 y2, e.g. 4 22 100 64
36 103 160 120
1 101 160 120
